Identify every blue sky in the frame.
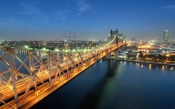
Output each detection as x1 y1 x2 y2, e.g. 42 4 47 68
0 0 175 41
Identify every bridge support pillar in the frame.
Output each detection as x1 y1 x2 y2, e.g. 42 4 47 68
115 49 120 59
121 46 125 52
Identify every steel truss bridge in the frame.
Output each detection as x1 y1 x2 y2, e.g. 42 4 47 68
0 32 126 109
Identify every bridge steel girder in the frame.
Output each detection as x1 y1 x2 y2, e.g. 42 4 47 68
67 52 76 70
7 48 19 109
47 52 52 83
28 51 37 90
49 52 62 83
64 52 69 72
78 52 84 66
0 33 126 108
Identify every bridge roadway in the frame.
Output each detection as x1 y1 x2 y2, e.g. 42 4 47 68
0 44 124 109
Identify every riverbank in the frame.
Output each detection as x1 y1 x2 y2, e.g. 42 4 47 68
104 59 175 66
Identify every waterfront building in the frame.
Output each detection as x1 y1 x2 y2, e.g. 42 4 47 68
163 30 169 43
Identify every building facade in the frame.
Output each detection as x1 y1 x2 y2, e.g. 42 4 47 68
163 30 169 43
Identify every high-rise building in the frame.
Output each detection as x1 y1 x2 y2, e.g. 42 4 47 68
163 30 169 43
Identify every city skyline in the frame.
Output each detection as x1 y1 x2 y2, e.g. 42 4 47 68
0 0 175 41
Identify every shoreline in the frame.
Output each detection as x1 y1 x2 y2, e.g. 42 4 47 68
104 59 175 66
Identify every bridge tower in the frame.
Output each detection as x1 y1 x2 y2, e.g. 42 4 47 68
109 29 119 45
104 29 126 59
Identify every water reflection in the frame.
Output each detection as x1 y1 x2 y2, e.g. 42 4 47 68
149 64 152 70
141 64 143 68
126 61 175 72
78 61 121 109
170 67 174 70
0 57 174 109
162 65 165 72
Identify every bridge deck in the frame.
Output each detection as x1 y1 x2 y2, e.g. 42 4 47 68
0 44 125 109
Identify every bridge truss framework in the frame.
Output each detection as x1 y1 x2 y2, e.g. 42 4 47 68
0 31 126 109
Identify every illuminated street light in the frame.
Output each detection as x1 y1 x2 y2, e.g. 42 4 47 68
24 45 29 49
54 48 60 52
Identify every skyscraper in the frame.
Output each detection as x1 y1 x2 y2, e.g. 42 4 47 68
163 30 169 43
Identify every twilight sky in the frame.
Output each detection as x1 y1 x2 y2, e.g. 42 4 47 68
0 0 175 41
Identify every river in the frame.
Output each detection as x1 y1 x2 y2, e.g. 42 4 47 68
31 60 175 109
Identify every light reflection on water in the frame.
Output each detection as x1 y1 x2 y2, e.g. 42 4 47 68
32 60 175 109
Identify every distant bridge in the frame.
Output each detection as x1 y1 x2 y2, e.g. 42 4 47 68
0 29 126 109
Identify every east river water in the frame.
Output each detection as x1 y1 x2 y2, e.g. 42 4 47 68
32 60 175 109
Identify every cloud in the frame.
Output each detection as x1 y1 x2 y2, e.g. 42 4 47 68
17 1 48 19
0 17 23 26
162 5 175 9
19 1 40 15
14 1 51 25
56 10 69 20
76 13 81 16
76 0 92 13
